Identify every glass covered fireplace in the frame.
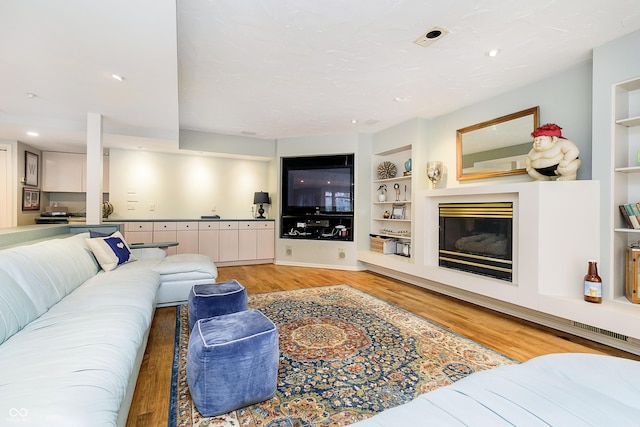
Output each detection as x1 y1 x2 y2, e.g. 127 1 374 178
439 202 513 281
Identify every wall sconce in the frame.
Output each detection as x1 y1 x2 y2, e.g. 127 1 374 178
253 191 270 219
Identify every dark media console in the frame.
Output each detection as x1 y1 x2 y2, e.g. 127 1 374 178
281 215 353 241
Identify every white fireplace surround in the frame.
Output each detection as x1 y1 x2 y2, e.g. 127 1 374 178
423 181 596 307
359 180 640 353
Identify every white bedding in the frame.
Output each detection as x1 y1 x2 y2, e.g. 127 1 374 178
351 353 640 426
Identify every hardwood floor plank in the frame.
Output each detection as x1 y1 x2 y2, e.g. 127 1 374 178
126 264 639 426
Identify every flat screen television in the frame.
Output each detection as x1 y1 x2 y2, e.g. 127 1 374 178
282 154 354 215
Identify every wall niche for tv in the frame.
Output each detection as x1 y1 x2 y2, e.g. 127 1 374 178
281 154 354 241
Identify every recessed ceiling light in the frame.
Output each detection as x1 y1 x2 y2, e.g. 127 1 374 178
413 26 449 48
487 49 500 57
351 119 358 124
26 92 37 99
26 131 39 137
112 74 125 81
241 131 257 136
394 96 412 103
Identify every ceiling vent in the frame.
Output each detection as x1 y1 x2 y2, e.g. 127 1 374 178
413 26 449 48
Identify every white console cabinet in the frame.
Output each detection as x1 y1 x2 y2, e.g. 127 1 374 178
122 220 274 265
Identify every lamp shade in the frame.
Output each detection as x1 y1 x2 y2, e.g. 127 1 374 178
253 192 270 205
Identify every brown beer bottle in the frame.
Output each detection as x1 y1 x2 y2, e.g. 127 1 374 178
584 261 602 303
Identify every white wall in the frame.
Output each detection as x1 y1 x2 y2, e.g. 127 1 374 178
424 60 594 189
108 149 272 220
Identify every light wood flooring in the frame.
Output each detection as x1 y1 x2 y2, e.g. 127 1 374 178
126 264 640 427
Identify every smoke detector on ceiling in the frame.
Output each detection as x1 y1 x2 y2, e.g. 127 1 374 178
413 26 449 48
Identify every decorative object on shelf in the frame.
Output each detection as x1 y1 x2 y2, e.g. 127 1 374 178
102 201 114 218
22 187 40 210
626 247 640 303
391 204 405 219
24 151 39 187
377 184 387 202
426 161 443 189
583 260 602 304
396 241 411 257
393 183 401 201
525 123 581 181
377 161 397 179
380 228 410 237
383 210 390 219
404 158 412 176
253 191 270 219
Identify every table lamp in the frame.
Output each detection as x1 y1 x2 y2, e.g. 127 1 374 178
253 192 270 218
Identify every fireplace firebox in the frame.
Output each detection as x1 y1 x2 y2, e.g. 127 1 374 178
439 202 513 281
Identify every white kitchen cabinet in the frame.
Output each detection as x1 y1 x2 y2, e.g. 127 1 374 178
238 221 258 260
238 221 275 261
42 152 84 192
177 222 199 254
218 221 239 262
198 222 220 262
42 151 110 193
124 222 153 245
153 222 177 255
256 221 275 260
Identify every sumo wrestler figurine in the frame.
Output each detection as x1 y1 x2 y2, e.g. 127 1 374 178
525 123 581 181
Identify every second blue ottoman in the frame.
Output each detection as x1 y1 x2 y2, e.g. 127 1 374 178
187 309 279 417
188 280 247 331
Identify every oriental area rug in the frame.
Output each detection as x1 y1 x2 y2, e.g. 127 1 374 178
169 285 516 427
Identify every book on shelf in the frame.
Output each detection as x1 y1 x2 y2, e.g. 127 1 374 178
621 204 640 229
620 205 635 228
630 203 640 224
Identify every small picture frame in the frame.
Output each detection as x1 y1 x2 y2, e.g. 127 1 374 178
391 204 406 220
22 187 40 211
24 151 39 187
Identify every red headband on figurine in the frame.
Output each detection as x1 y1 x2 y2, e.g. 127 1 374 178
531 123 566 139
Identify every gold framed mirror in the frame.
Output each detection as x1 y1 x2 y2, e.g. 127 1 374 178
456 106 539 181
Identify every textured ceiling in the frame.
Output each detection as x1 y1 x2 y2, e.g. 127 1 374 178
1 0 640 152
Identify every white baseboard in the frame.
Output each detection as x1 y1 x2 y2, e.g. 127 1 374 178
275 260 365 271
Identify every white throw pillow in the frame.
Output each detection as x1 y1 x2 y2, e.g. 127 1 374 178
86 231 136 271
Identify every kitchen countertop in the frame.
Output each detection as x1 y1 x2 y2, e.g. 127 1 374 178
103 218 274 222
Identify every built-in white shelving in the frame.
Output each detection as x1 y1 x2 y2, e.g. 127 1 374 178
370 145 413 257
612 76 640 302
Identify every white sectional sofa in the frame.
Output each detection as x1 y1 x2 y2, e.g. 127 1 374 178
0 231 217 426
350 352 640 426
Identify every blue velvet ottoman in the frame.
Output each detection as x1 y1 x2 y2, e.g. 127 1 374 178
188 280 247 331
186 309 279 417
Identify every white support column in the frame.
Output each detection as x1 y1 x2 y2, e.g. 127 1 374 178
86 113 103 224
